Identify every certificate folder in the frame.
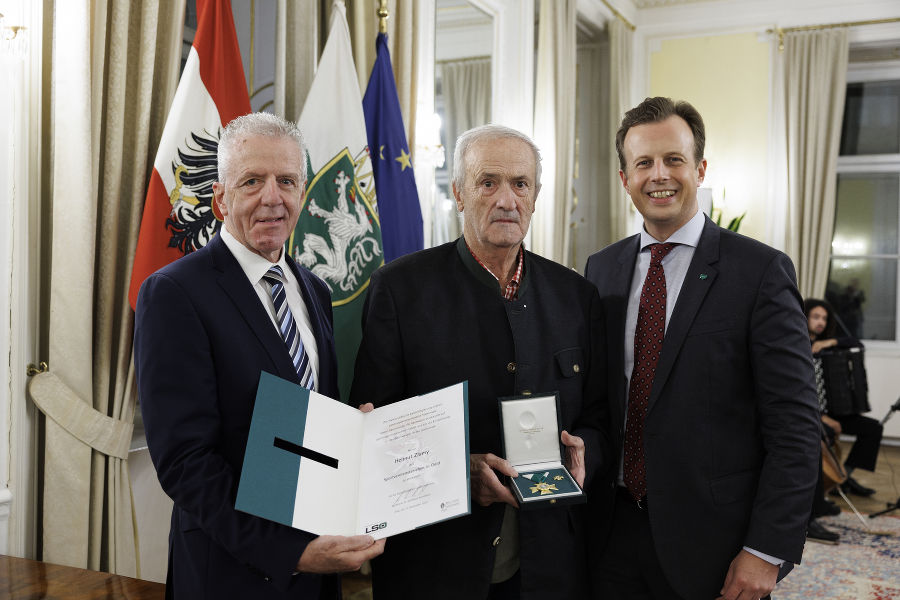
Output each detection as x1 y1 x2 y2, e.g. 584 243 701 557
236 372 471 539
499 393 586 509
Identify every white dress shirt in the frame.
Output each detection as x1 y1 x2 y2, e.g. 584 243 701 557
623 208 705 387
220 228 319 390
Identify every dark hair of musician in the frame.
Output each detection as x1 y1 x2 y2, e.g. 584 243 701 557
804 298 837 339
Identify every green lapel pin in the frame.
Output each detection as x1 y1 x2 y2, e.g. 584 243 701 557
699 273 708 280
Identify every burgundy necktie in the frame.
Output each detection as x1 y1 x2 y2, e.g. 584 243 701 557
624 242 677 501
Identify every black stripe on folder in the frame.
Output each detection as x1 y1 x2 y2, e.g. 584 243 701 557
273 437 339 469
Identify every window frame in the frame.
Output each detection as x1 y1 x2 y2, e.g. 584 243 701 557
832 58 900 348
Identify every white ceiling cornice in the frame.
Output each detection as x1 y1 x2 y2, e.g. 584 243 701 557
436 0 493 30
632 0 714 7
576 0 639 32
635 0 900 37
575 0 900 43
576 0 614 33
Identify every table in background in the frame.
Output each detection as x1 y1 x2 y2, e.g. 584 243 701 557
0 554 164 599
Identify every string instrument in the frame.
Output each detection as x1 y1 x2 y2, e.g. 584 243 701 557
821 435 847 491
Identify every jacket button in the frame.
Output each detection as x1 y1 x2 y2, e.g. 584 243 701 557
507 362 516 373
573 364 580 373
492 536 502 547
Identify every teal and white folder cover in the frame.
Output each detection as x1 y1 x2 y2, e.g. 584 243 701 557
236 372 470 539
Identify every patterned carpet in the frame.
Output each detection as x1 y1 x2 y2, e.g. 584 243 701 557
776 511 900 599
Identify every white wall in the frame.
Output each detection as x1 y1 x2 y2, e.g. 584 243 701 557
862 349 900 439
0 47 14 557
0 0 41 558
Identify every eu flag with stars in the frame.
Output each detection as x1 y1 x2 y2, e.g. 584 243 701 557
363 32 423 262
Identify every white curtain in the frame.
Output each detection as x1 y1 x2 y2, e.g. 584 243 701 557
783 29 849 297
532 0 577 263
438 57 491 243
37 0 184 575
607 18 634 244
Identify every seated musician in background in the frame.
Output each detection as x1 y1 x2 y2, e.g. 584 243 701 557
805 299 884 498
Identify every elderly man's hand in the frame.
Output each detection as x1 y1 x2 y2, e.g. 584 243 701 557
470 453 518 507
296 535 385 574
561 430 586 487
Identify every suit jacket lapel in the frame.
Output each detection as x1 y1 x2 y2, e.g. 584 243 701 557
612 235 641 418
209 235 300 383
648 218 720 413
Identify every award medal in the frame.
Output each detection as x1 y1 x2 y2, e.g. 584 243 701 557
525 471 559 496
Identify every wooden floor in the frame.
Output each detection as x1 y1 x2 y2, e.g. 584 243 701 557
830 439 900 516
342 441 900 599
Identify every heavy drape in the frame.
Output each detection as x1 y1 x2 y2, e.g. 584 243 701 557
440 58 491 179
275 0 320 122
437 57 491 244
37 0 184 575
607 18 634 244
783 29 848 297
532 0 577 263
573 40 611 269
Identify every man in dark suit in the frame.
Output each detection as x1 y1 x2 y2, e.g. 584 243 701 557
584 97 820 600
134 112 384 599
350 124 609 599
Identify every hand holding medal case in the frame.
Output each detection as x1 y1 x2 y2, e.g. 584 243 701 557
498 392 586 509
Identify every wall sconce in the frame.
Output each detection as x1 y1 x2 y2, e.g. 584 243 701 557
0 12 28 57
0 13 25 39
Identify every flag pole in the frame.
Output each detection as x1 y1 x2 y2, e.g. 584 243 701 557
363 0 424 263
377 0 388 34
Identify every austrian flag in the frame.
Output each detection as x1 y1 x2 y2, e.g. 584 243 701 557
129 0 250 310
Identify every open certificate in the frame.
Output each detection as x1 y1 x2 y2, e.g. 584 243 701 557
236 372 470 539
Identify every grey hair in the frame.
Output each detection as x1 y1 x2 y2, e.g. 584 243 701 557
217 112 307 185
452 124 542 192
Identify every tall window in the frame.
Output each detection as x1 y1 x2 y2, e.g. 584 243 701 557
828 63 900 342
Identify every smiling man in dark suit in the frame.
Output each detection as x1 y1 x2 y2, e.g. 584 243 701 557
351 124 609 600
134 112 383 599
584 97 820 600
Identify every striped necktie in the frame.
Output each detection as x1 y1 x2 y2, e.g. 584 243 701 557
263 265 315 390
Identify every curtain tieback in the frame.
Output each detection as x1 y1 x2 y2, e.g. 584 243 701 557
27 371 133 459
